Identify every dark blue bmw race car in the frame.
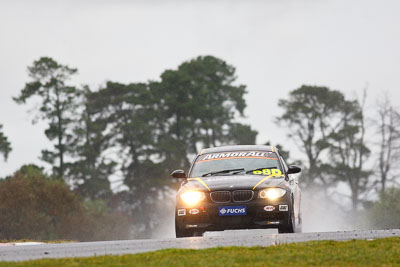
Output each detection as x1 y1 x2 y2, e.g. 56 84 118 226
172 145 302 237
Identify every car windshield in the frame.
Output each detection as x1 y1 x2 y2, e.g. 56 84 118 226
190 151 283 177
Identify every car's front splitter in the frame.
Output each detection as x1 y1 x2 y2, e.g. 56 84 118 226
176 201 291 232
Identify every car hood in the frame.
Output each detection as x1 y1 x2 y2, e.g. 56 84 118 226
180 174 288 192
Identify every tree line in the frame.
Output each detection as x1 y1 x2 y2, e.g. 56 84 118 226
1 55 400 240
277 86 400 211
3 56 257 239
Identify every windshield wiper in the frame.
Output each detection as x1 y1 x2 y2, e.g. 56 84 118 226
246 167 278 173
201 168 245 177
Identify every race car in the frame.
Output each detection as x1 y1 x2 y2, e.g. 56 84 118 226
172 145 302 238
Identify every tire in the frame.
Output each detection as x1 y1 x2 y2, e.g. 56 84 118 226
295 193 302 233
295 214 302 233
278 199 295 234
175 217 193 238
175 226 204 237
175 217 204 238
175 227 195 238
278 218 294 233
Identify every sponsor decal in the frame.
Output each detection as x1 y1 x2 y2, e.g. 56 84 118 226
264 205 275 212
218 206 247 216
252 169 282 176
178 209 186 216
197 151 278 163
279 205 288 211
189 208 200 215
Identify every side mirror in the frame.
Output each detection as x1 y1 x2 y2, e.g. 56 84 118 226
287 165 301 174
171 169 187 179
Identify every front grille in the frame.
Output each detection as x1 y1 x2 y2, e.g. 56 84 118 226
210 191 231 203
210 190 254 203
232 190 254 202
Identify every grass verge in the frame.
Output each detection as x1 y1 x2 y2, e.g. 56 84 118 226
1 237 399 266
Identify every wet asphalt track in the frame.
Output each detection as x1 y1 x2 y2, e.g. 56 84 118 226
1 229 399 262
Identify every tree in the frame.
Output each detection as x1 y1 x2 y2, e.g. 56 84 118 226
375 96 400 194
13 55 258 238
369 187 400 229
67 86 115 200
276 85 346 187
93 82 168 237
181 56 248 147
87 56 257 237
0 165 130 241
99 82 161 190
326 93 372 210
226 123 257 145
154 55 257 171
0 124 11 161
14 57 78 179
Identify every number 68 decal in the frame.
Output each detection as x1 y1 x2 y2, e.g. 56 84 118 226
253 169 282 176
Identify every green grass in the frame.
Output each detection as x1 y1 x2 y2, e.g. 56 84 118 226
2 237 400 266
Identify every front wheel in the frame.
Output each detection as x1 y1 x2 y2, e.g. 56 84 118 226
175 227 204 238
295 214 302 233
176 227 195 238
175 219 204 238
278 202 295 234
278 220 294 233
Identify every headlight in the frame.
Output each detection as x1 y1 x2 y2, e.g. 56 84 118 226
180 191 206 206
259 188 286 200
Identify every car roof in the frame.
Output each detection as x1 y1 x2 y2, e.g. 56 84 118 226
200 145 277 155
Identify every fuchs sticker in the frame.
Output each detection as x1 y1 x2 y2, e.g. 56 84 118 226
218 206 247 216
264 205 275 212
279 205 288 211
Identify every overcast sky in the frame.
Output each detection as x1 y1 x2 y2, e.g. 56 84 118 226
1 0 400 177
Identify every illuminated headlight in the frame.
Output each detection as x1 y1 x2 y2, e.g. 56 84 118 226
180 191 206 206
259 188 286 200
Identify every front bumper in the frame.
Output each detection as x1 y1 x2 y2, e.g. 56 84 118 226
175 194 292 232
